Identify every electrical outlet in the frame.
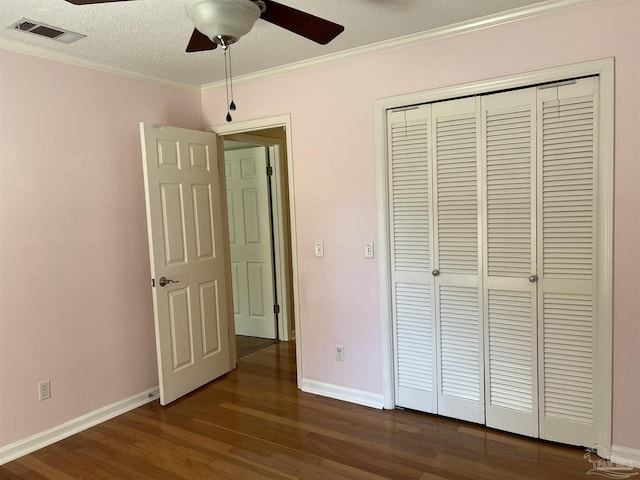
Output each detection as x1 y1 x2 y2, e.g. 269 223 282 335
336 344 344 361
314 241 324 257
38 380 51 401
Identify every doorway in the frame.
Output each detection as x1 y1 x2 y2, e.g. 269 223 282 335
224 133 288 355
224 143 277 343
213 114 302 385
221 126 296 360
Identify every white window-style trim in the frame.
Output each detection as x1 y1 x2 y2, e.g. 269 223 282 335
375 58 614 453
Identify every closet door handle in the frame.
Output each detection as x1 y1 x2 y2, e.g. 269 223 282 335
432 269 440 277
529 275 538 283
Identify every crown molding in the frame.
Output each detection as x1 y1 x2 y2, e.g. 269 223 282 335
201 0 602 92
0 38 200 93
0 0 601 93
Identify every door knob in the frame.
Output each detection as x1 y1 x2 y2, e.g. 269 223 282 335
432 269 440 277
158 276 179 287
529 275 538 283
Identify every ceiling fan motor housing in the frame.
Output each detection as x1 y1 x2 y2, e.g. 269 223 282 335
185 0 261 45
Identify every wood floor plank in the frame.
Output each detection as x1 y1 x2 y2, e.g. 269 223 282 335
29 444 122 480
10 456 77 480
219 402 351 441
1 341 635 480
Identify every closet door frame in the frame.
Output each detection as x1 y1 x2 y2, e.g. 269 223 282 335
375 58 613 455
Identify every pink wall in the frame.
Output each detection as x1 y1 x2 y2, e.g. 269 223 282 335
0 50 203 446
202 0 640 449
0 0 637 455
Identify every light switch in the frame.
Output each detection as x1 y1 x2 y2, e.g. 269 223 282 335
364 242 374 259
314 241 324 257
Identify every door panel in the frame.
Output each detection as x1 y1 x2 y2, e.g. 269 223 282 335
537 77 598 446
431 97 484 424
387 74 607 450
481 88 539 437
192 184 216 260
199 281 221 357
225 147 277 339
388 106 437 413
160 183 188 265
438 283 482 416
140 123 232 405
167 286 193 369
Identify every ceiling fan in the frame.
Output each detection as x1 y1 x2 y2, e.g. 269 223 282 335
63 0 345 52
64 0 344 121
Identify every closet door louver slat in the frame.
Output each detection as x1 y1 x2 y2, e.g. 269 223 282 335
486 108 532 278
432 98 484 423
395 283 433 394
390 120 430 272
434 111 478 275
543 293 594 423
538 77 597 446
482 88 538 437
488 291 534 409
439 286 481 400
388 107 437 413
541 96 594 280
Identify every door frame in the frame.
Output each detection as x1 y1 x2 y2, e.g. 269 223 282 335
224 135 291 342
375 59 614 453
212 114 302 385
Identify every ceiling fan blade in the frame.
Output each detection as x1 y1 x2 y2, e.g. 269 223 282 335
64 0 135 4
260 0 344 45
186 28 218 53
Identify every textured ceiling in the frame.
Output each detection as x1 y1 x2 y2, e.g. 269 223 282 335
1 0 555 86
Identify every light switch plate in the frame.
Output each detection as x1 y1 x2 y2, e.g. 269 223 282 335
314 241 324 257
364 242 374 259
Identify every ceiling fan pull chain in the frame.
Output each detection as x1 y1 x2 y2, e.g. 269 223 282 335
228 45 236 112
223 44 232 122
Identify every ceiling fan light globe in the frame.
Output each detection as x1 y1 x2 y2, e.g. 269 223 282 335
185 0 260 44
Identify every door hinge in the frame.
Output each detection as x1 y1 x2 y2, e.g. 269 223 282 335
274 304 280 314
151 278 156 288
266 165 273 176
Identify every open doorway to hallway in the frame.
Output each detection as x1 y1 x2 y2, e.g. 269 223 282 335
222 127 295 359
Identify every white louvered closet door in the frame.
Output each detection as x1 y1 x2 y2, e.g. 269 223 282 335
431 97 484 424
537 77 598 447
388 106 437 413
481 88 539 437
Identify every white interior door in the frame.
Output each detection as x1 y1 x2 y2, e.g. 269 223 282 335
388 105 437 413
140 123 233 405
481 87 539 437
386 69 611 451
537 77 599 446
431 97 484 424
225 147 277 339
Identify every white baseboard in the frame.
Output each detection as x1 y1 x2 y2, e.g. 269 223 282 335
0 386 159 465
301 379 384 410
611 445 640 468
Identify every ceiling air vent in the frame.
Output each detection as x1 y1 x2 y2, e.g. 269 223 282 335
9 18 86 44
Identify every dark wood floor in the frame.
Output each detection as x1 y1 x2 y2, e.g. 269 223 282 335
1 341 626 479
